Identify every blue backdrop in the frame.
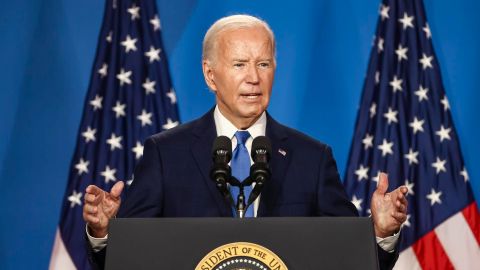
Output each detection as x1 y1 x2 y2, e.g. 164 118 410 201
1 0 478 268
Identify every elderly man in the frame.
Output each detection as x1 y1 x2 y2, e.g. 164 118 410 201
83 14 408 269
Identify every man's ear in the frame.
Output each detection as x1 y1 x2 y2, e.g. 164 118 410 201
202 60 217 91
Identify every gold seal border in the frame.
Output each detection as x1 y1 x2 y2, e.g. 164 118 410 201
195 242 288 270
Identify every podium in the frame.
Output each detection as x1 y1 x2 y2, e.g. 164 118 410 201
105 217 379 270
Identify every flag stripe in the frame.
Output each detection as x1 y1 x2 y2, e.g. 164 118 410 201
49 229 76 270
412 231 454 270
434 208 480 270
393 247 422 270
463 202 480 245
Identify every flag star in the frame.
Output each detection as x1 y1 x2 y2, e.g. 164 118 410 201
404 148 419 165
409 117 425 134
82 126 97 143
426 188 442 206
375 71 380 84
419 53 434 70
436 125 451 142
440 96 450 111
378 139 394 157
137 109 153 127
362 133 374 150
132 141 144 159
90 95 103 110
98 63 108 78
371 171 381 183
75 158 89 175
106 31 112 43
121 35 137 53
377 37 384 52
383 107 398 124
395 44 408 62
162 118 179 130
389 76 403 92
355 165 369 181
126 175 134 186
150 15 161 31
415 85 429 102
101 165 117 183
142 78 156 94
112 101 126 118
380 4 390 20
399 12 414 30
351 195 363 211
423 23 432 39
127 3 140 20
106 133 123 151
166 89 177 104
403 214 411 227
432 157 447 174
117 69 132 86
404 180 415 195
369 103 377 118
145 46 161 63
460 167 469 182
68 190 82 208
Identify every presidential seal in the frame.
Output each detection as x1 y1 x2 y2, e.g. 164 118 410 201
195 242 288 270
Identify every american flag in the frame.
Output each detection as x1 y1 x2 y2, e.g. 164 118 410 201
344 0 480 269
49 0 179 269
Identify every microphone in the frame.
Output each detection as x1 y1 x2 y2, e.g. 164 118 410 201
210 136 234 204
247 136 272 206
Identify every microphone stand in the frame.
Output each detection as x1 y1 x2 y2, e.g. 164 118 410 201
236 187 246 218
226 171 269 218
228 176 250 219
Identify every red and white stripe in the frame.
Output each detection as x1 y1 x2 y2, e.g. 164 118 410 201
394 203 480 270
49 228 76 270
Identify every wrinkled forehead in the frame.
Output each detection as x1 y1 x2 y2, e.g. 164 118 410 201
216 27 275 59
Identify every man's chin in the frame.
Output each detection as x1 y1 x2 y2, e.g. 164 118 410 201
238 106 265 117
237 111 264 125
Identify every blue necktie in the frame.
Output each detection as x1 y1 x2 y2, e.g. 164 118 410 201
230 131 254 217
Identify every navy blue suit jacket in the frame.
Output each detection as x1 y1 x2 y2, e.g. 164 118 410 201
90 108 398 269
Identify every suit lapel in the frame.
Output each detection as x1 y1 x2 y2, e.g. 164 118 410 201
190 108 232 216
258 113 292 216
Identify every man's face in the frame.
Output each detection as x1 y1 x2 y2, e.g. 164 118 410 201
203 26 276 129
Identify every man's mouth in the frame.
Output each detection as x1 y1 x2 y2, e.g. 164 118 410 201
240 93 262 99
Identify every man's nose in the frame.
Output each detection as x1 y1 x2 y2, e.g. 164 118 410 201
246 64 260 84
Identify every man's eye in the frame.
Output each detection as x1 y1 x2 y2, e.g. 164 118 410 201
233 63 245 68
258 62 270 68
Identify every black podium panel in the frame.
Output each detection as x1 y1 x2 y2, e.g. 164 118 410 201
105 217 379 270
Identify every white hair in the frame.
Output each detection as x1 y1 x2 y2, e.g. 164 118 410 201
202 14 276 64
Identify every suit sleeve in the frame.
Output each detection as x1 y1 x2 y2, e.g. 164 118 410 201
87 137 164 269
86 234 107 270
315 145 359 217
117 137 164 218
315 145 399 270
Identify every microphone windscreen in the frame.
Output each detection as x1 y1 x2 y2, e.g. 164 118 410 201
212 136 232 159
251 136 272 161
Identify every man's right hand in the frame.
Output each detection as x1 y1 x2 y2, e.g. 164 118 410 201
82 181 125 238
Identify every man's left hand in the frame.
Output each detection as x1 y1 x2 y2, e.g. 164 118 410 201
371 172 409 238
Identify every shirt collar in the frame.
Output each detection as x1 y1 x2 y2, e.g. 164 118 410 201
213 105 266 140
